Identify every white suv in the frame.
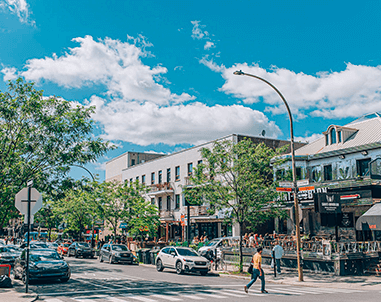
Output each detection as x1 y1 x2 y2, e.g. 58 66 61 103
156 246 210 276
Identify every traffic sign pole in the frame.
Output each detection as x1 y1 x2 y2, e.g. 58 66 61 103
26 184 31 293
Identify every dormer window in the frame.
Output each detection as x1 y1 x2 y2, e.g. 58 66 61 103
338 130 342 143
330 128 336 144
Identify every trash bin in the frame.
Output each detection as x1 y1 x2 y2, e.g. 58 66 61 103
135 249 143 263
141 248 151 264
150 247 160 264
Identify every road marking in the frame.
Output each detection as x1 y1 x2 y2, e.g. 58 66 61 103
74 295 108 302
148 294 182 301
273 287 321 295
203 289 247 298
195 292 228 299
126 296 158 302
106 297 129 302
264 288 304 295
220 289 266 297
42 299 64 302
177 293 205 300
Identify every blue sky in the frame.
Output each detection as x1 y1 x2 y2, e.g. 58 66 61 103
1 1 381 180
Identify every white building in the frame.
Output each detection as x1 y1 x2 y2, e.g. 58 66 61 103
106 134 301 242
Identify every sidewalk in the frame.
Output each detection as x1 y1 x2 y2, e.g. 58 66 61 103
0 279 38 302
220 263 381 291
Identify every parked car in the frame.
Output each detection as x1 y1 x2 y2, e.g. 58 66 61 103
67 242 94 258
13 248 71 283
47 242 59 250
156 246 210 275
99 244 134 264
0 246 22 266
198 236 239 256
57 242 71 256
19 241 50 249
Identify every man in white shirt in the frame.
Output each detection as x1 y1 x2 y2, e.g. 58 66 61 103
272 241 284 274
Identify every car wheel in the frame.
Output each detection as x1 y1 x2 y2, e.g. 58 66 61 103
60 277 70 282
99 254 103 262
75 251 79 258
156 259 164 272
109 256 114 264
200 271 208 276
176 261 183 275
22 272 26 284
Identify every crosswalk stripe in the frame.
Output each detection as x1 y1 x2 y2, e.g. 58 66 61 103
204 289 247 298
265 288 304 295
126 296 157 302
177 293 205 300
274 287 321 295
43 299 64 302
148 294 182 301
195 292 228 299
106 297 128 302
222 289 267 296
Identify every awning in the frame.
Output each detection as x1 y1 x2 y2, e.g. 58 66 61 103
355 202 381 231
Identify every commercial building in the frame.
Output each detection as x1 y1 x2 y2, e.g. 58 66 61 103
274 112 381 241
106 134 304 242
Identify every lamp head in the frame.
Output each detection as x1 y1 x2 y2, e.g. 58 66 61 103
233 70 244 75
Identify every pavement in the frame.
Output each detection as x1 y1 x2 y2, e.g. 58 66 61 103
1 263 380 302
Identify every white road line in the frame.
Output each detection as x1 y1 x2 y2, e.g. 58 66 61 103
74 296 108 302
204 289 247 298
221 289 266 297
265 288 304 295
274 287 322 295
106 297 129 302
177 293 205 300
195 292 228 299
42 299 64 302
304 287 364 294
126 296 158 302
148 294 182 301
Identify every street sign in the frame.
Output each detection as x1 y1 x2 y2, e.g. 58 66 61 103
278 181 293 188
276 187 292 192
15 188 42 215
299 186 315 191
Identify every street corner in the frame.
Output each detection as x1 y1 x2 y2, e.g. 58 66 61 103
0 288 38 302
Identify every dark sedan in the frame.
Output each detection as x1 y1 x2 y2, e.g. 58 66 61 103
67 242 94 258
99 244 135 264
14 248 71 283
0 246 21 266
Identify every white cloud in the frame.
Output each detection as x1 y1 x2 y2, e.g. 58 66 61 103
295 133 323 144
17 35 194 105
0 0 34 25
208 62 381 119
1 66 17 81
204 41 215 50
191 21 208 40
89 96 282 146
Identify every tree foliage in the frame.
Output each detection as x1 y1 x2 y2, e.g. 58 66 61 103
183 138 286 271
0 78 114 230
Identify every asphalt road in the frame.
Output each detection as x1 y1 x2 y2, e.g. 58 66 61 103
21 257 380 302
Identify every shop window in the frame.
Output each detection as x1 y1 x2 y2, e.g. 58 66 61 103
175 166 180 181
175 194 180 209
324 165 332 181
357 158 371 177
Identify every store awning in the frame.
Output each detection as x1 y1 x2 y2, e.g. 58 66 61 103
355 202 381 231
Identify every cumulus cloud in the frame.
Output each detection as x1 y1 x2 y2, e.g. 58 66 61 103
17 35 193 105
204 41 215 50
206 62 381 119
1 66 17 81
295 133 323 144
89 96 282 146
0 0 34 25
191 21 209 40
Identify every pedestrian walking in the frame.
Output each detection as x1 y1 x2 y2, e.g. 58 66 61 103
244 247 268 294
272 241 284 274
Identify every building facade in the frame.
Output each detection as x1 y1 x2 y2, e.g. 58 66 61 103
106 134 303 242
274 113 381 241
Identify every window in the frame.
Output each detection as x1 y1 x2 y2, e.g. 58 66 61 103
129 178 133 183
167 196 171 211
187 163 193 176
166 168 171 182
158 170 162 184
158 197 162 210
175 166 180 181
136 176 139 182
338 130 342 143
324 165 332 181
325 134 329 146
151 172 155 184
198 160 202 165
151 198 155 205
175 194 180 209
131 159 136 166
330 128 336 144
142 175 146 184
296 167 302 180
357 158 371 177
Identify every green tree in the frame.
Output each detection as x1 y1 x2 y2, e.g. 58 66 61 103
96 180 160 240
183 138 286 272
0 78 114 232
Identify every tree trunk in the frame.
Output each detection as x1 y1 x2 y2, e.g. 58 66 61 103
239 221 243 273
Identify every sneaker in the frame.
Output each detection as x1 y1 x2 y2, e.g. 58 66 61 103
277 271 281 275
244 286 248 293
261 290 268 294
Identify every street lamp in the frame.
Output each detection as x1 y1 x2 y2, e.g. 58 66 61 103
233 70 304 282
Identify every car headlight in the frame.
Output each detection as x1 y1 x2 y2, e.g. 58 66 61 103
184 259 194 263
112 252 120 256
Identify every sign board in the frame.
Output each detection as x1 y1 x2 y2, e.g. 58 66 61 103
315 193 341 214
180 214 187 226
276 187 292 192
278 179 310 188
15 188 42 215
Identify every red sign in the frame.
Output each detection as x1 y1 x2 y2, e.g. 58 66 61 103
340 194 360 200
276 187 292 192
299 186 315 191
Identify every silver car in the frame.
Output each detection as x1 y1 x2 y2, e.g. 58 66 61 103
156 246 210 276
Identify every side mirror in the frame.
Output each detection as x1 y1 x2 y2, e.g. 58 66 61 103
170 252 176 257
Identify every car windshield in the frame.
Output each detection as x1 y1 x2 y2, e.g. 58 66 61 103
30 251 61 262
78 243 90 247
31 243 49 248
176 248 199 257
0 247 11 253
206 239 219 247
112 245 129 251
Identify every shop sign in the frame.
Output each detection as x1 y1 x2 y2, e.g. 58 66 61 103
339 213 354 228
277 186 328 202
315 193 341 213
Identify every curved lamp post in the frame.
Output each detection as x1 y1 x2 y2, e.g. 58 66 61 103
233 70 304 282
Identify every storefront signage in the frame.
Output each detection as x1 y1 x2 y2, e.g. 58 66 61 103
315 193 341 213
340 194 360 200
277 186 328 203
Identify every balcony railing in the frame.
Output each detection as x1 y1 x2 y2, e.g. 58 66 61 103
189 206 208 216
149 182 173 193
160 210 174 219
